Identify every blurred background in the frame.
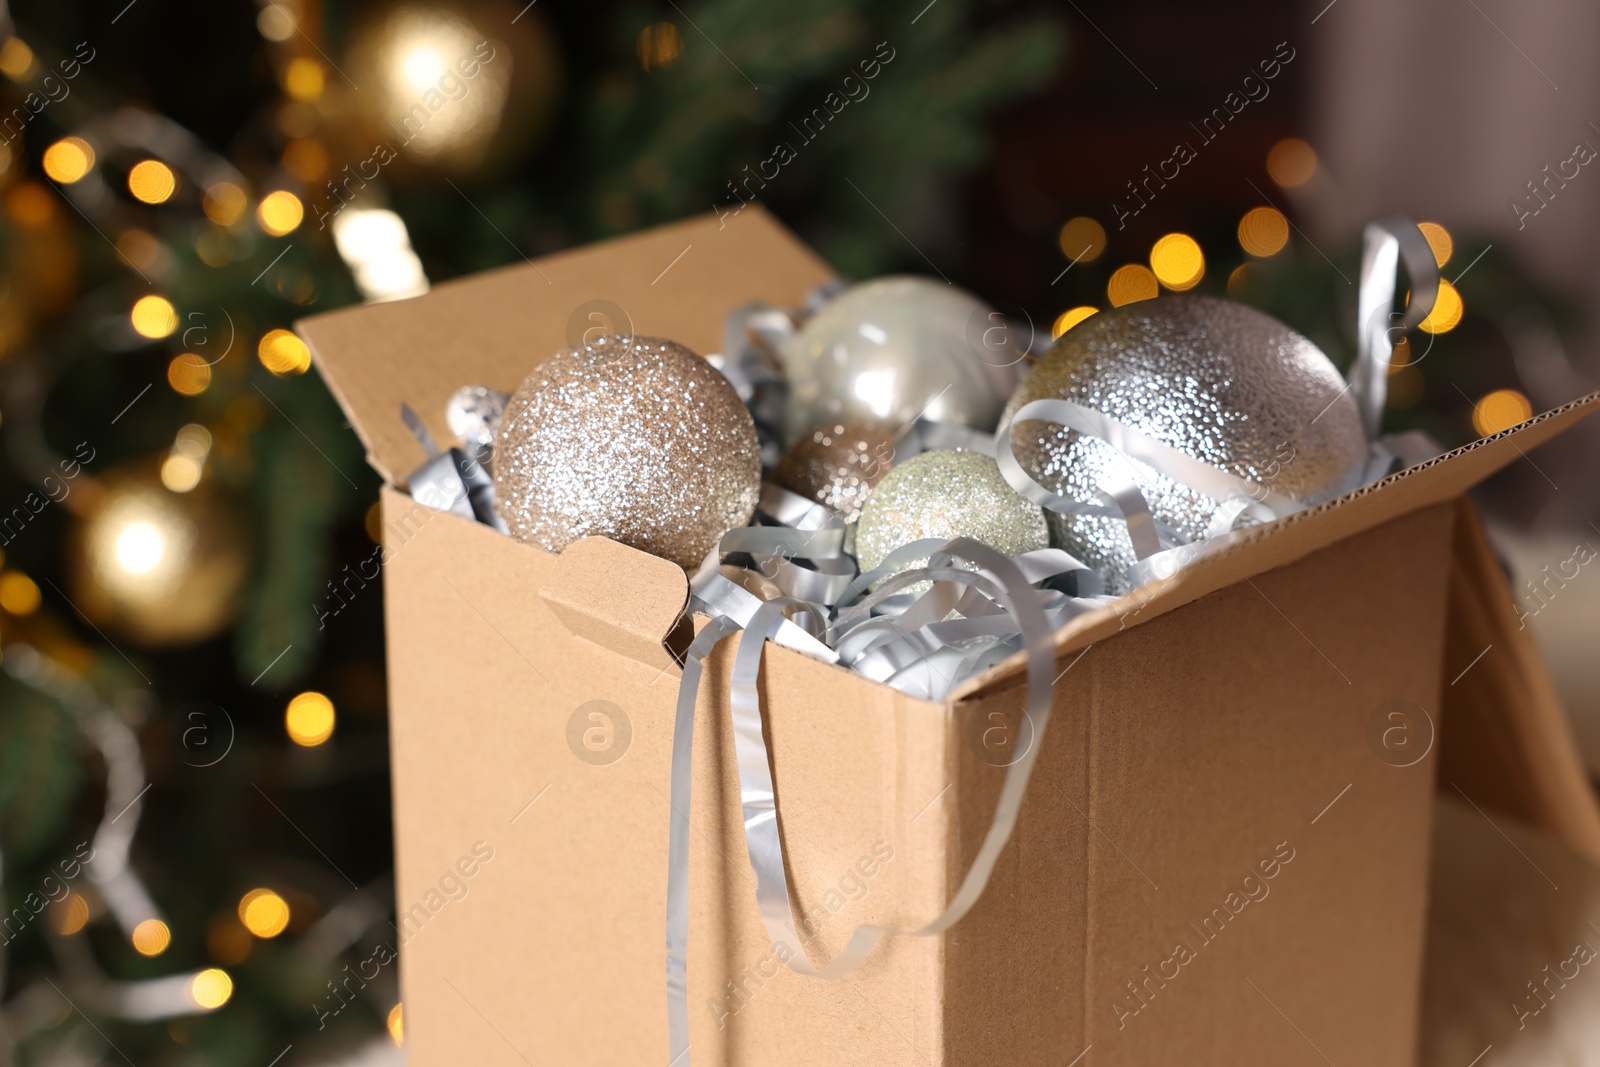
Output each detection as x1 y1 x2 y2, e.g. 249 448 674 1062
0 0 1597 1063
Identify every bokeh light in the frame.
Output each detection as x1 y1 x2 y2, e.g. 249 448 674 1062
284 57 325 101
637 22 682 71
189 968 233 1010
42 137 95 184
128 160 176 204
1472 389 1532 436
257 3 296 42
258 329 312 375
1237 207 1289 257
1058 216 1107 263
238 889 291 938
160 454 202 493
132 918 171 956
1418 280 1463 334
0 37 36 80
53 893 90 936
1107 264 1159 306
1052 306 1098 338
388 1003 404 1045
1266 138 1317 187
256 190 304 236
131 295 179 339
202 182 248 226
0 571 41 615
1149 233 1204 290
1417 221 1453 267
1227 263 1254 296
168 353 213 396
286 691 336 747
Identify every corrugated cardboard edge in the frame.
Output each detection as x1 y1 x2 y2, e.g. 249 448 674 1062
952 391 1600 701
1439 497 1600 861
538 535 688 671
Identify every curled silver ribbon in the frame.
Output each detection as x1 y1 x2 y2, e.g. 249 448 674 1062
666 539 1060 1065
1349 217 1440 441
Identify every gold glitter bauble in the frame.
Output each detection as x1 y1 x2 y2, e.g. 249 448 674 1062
493 335 761 568
1002 295 1368 593
854 449 1048 579
774 423 897 522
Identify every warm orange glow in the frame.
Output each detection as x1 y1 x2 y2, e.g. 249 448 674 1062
203 183 248 226
284 57 325 101
1417 222 1453 268
256 190 304 236
132 918 172 957
1107 264 1159 307
168 353 212 396
1266 138 1317 188
637 22 682 71
285 691 335 746
1052 306 1099 338
43 137 95 183
0 571 41 615
258 329 311 376
1149 234 1204 290
388 1003 404 1045
1237 207 1289 257
1471 389 1532 436
238 889 291 938
190 968 233 1009
131 295 179 339
1058 216 1107 263
128 160 176 204
1418 280 1463 334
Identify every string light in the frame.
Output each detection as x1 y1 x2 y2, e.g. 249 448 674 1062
1227 263 1253 296
132 918 172 957
387 1003 404 1045
332 209 429 302
1106 264 1159 306
1149 234 1204 290
1418 280 1463 334
131 295 179 339
202 182 248 226
285 691 336 747
256 190 304 236
42 137 95 184
167 353 212 396
257 329 311 375
1472 389 1532 436
1052 306 1098 338
1237 207 1289 257
257 3 297 42
1417 221 1453 267
238 889 291 938
1266 138 1317 187
1057 217 1107 263
128 160 177 204
0 571 41 615
189 968 234 1010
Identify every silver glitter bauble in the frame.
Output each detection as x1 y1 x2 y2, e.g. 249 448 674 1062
782 277 1020 445
774 422 896 522
446 385 507 452
854 449 1048 579
493 335 761 569
1001 295 1368 594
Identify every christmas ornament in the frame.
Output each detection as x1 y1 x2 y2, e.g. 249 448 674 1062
774 422 896 522
854 449 1047 578
1001 295 1368 592
67 460 248 646
493 334 760 569
782 277 1019 444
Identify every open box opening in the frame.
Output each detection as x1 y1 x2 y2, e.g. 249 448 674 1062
300 207 1600 1066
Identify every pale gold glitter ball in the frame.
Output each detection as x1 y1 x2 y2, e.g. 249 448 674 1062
774 422 897 522
854 449 1048 579
492 334 761 569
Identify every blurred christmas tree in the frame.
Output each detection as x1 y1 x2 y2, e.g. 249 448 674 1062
0 0 1064 1062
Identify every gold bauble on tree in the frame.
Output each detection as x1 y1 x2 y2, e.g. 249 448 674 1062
343 0 562 179
67 458 248 647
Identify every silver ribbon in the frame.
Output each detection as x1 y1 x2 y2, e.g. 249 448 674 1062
1349 217 1440 441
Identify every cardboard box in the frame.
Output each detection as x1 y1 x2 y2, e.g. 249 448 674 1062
299 208 1600 1065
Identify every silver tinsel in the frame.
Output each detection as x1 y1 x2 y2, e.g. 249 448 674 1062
446 385 508 452
1002 295 1368 593
854 449 1048 579
493 334 761 569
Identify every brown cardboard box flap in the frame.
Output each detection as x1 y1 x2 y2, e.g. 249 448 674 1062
952 389 1600 700
538 535 688 671
298 206 834 486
